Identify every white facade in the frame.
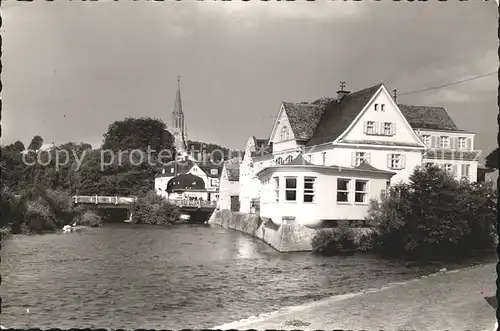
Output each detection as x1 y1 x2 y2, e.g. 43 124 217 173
258 163 393 226
218 161 240 211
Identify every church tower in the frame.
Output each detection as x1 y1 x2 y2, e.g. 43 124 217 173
171 76 188 157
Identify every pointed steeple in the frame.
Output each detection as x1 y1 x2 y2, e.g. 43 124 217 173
174 76 183 114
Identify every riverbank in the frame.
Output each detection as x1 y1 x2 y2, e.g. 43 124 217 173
214 262 497 330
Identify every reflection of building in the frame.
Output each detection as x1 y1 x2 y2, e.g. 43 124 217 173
239 82 481 226
218 158 241 211
155 160 222 202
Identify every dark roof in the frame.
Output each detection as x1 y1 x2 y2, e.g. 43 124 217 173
354 160 396 175
282 102 326 141
286 154 315 166
251 137 273 157
166 174 206 192
226 168 240 181
156 160 195 177
306 84 383 146
398 104 460 131
199 164 223 178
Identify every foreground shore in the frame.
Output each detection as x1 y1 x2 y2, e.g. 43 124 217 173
214 263 497 330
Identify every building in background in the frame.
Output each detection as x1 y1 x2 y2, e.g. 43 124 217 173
218 158 241 211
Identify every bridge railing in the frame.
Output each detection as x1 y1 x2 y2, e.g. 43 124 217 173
169 199 217 208
72 195 138 205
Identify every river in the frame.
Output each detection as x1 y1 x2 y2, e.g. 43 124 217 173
1 223 495 329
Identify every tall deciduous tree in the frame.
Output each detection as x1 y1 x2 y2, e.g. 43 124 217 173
485 147 499 169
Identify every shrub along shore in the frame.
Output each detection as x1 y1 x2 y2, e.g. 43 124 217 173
0 185 183 237
312 165 497 261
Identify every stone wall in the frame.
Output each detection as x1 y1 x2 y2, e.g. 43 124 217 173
208 210 317 252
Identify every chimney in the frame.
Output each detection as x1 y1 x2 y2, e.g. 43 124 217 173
336 81 350 103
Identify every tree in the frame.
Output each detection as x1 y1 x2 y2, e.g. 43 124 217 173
27 135 44 151
102 117 175 155
5 140 25 153
367 164 496 260
485 147 498 169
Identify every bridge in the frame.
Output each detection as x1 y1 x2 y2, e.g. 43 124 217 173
72 196 217 223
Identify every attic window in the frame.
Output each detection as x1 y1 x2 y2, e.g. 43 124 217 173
381 104 385 111
280 126 290 141
374 104 379 111
170 168 174 174
210 169 218 175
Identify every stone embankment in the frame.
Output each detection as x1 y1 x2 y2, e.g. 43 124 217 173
208 210 316 252
213 263 497 330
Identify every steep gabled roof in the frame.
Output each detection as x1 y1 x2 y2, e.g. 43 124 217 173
306 84 383 146
282 102 326 141
398 104 460 131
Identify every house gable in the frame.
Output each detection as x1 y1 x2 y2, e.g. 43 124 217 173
336 84 426 149
269 103 296 144
186 163 207 178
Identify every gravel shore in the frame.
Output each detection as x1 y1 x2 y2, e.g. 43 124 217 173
215 263 497 330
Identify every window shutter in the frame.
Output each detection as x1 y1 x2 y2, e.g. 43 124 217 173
387 154 392 168
391 123 396 135
351 152 356 167
452 137 458 150
461 164 466 177
365 153 371 163
431 136 437 148
401 155 406 169
374 122 379 134
363 122 368 134
466 138 472 150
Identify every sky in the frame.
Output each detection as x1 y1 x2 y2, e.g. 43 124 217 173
2 0 498 162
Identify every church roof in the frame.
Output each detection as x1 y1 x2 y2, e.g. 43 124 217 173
174 76 183 114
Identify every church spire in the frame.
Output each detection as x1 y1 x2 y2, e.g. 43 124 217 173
174 76 183 114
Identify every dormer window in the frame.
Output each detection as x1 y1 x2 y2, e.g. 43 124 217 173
285 155 293 164
280 126 289 141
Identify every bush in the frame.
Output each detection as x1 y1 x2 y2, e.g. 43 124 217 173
76 210 103 227
312 225 359 255
368 165 497 260
25 199 56 233
131 191 181 225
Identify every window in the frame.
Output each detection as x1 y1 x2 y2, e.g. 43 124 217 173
422 135 431 146
355 152 366 166
321 152 327 165
458 137 467 149
285 177 297 201
440 136 450 148
280 126 289 141
306 155 312 162
388 154 404 170
285 155 293 164
273 177 280 202
366 121 376 134
381 104 385 111
276 157 283 165
303 177 316 203
355 180 368 203
461 164 470 178
444 164 453 174
337 179 350 203
383 122 392 135
210 169 218 175
374 103 379 111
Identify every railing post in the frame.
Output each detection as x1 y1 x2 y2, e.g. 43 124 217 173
115 196 118 205
95 195 98 205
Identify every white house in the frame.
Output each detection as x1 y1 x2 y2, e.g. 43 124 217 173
155 159 222 201
239 82 481 224
257 154 394 226
218 159 241 211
